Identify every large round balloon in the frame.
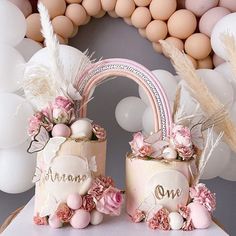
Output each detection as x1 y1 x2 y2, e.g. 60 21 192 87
0 1 27 46
29 45 90 79
0 44 25 93
9 0 32 17
196 69 234 107
220 151 236 181
0 141 36 194
115 96 146 132
211 13 236 60
201 140 231 179
0 93 33 149
142 106 155 135
15 38 42 61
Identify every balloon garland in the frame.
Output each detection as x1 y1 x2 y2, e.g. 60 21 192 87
25 0 236 69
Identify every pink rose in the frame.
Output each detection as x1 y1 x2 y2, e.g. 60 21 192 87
172 124 192 147
56 203 74 223
129 132 153 157
96 187 123 216
82 194 96 212
177 145 194 160
28 112 53 137
33 213 48 225
52 96 75 124
190 183 216 212
92 124 107 141
132 209 146 223
148 208 170 230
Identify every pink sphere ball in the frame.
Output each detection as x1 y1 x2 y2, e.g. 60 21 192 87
9 0 32 17
67 193 82 210
70 209 91 229
185 0 219 17
213 53 225 67
219 0 236 12
52 124 71 137
49 214 63 228
199 7 230 37
188 202 212 229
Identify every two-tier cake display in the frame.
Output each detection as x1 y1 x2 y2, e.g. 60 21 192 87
23 2 222 232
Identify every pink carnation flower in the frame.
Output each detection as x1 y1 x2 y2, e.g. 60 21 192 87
132 209 146 223
82 194 96 212
33 213 48 225
182 219 195 231
52 96 75 124
92 124 107 141
129 132 153 157
190 183 216 213
56 203 74 223
148 208 170 231
96 187 123 216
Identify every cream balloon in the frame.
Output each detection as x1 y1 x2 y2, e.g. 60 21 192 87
0 141 36 194
211 13 236 60
196 69 234 107
220 151 236 181
0 1 27 46
138 86 150 106
142 107 155 135
29 45 90 80
152 70 177 102
0 44 25 92
9 0 32 17
115 97 146 132
201 140 231 179
0 93 33 148
15 38 42 61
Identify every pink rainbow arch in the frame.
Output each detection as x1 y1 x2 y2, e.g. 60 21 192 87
76 58 172 139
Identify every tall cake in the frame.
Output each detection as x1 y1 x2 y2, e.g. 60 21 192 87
23 2 220 232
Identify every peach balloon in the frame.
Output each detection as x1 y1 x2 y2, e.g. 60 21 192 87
9 0 32 17
168 9 197 39
152 42 163 53
65 4 87 26
163 37 184 57
198 56 213 69
219 0 236 11
26 13 44 42
94 10 106 18
82 0 101 16
101 0 117 11
185 0 219 17
213 54 225 67
131 7 151 28
146 20 168 43
199 7 230 37
185 33 212 60
124 18 132 26
108 10 119 18
138 28 146 38
40 0 66 19
66 0 82 3
134 0 151 6
71 25 79 38
82 15 91 25
52 16 74 39
115 0 135 18
150 0 177 20
56 35 68 45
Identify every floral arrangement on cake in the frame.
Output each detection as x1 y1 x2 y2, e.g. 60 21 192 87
21 3 123 230
34 175 123 229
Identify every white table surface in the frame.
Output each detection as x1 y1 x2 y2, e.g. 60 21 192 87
2 197 228 236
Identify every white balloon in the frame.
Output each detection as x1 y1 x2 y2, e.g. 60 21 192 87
0 44 25 92
230 102 236 124
15 38 42 61
196 69 234 107
215 62 236 93
142 107 155 135
29 45 89 77
138 86 150 106
220 151 236 181
211 13 236 60
152 70 177 102
0 93 33 149
0 141 36 194
201 140 231 179
115 97 146 132
0 1 26 46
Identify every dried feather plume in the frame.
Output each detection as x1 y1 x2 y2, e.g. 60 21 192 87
160 40 236 153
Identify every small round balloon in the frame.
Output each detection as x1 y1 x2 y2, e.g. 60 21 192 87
220 151 236 181
0 45 25 93
0 93 33 149
0 1 27 46
211 13 236 60
115 96 146 132
15 38 42 61
0 141 36 194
